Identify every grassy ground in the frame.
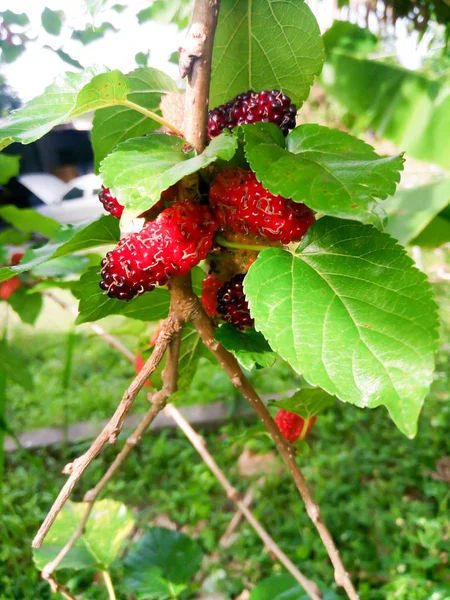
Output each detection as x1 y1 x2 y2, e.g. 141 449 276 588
2 258 450 600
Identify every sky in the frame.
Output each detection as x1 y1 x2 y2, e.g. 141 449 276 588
0 0 184 101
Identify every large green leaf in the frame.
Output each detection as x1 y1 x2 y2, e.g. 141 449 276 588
92 67 179 172
384 179 450 246
123 527 203 592
322 20 378 57
244 217 439 437
74 266 170 324
215 324 275 370
321 52 450 170
269 388 336 419
210 0 324 108
0 205 60 238
100 131 238 225
0 216 119 283
0 154 20 184
7 288 43 325
242 123 403 228
33 499 135 570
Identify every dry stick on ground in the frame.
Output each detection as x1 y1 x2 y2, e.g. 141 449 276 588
164 403 322 600
44 292 321 598
178 1 359 597
219 483 256 548
32 313 181 548
40 330 182 584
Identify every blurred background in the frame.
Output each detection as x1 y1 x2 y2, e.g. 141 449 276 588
1 1 449 599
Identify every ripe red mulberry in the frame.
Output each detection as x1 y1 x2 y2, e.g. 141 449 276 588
216 274 253 330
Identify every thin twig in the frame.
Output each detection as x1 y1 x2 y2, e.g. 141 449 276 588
46 574 77 600
219 484 256 548
101 570 117 600
164 403 322 600
32 314 180 548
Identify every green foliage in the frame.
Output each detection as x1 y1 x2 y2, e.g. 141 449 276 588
92 67 179 172
52 48 83 70
321 52 450 170
0 205 60 238
41 8 64 36
123 527 203 598
7 288 43 326
74 267 170 324
33 499 134 570
100 131 238 225
0 10 29 26
85 0 107 19
269 388 336 420
0 340 33 390
137 0 193 29
210 0 324 108
0 154 20 184
135 51 150 67
384 178 450 246
244 218 439 437
0 215 119 283
215 325 276 370
241 123 404 228
322 21 378 56
72 22 117 45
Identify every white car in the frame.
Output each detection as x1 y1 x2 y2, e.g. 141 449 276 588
18 172 106 225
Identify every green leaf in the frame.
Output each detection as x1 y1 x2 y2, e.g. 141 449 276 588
411 214 450 248
0 216 119 283
33 499 135 570
28 280 78 294
210 0 324 108
101 131 238 225
41 8 64 36
0 154 20 184
85 0 107 18
269 388 336 420
52 48 83 70
321 52 450 171
0 340 33 390
0 42 25 64
322 20 378 57
249 574 339 600
0 205 60 238
384 179 450 246
31 255 91 278
7 287 43 325
242 123 404 228
215 324 275 371
0 10 29 26
244 217 439 437
0 66 106 150
112 4 127 13
72 22 117 45
137 0 192 27
135 51 150 67
92 67 179 172
0 229 30 245
74 266 170 324
124 527 203 592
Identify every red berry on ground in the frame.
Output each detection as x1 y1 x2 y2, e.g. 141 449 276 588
274 409 317 443
135 354 152 387
208 89 297 138
0 277 22 300
10 253 24 266
99 186 124 219
216 274 253 330
200 273 225 317
209 168 314 244
99 200 218 301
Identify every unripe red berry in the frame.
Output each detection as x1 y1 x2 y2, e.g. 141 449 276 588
274 409 317 443
0 277 22 300
135 354 152 387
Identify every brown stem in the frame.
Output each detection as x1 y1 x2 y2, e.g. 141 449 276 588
164 403 322 600
180 0 220 153
41 330 182 582
32 314 180 549
219 483 256 548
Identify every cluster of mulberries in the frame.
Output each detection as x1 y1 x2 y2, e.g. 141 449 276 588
99 89 314 329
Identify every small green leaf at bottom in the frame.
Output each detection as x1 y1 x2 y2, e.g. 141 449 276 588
215 324 275 370
269 388 335 420
244 217 439 437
